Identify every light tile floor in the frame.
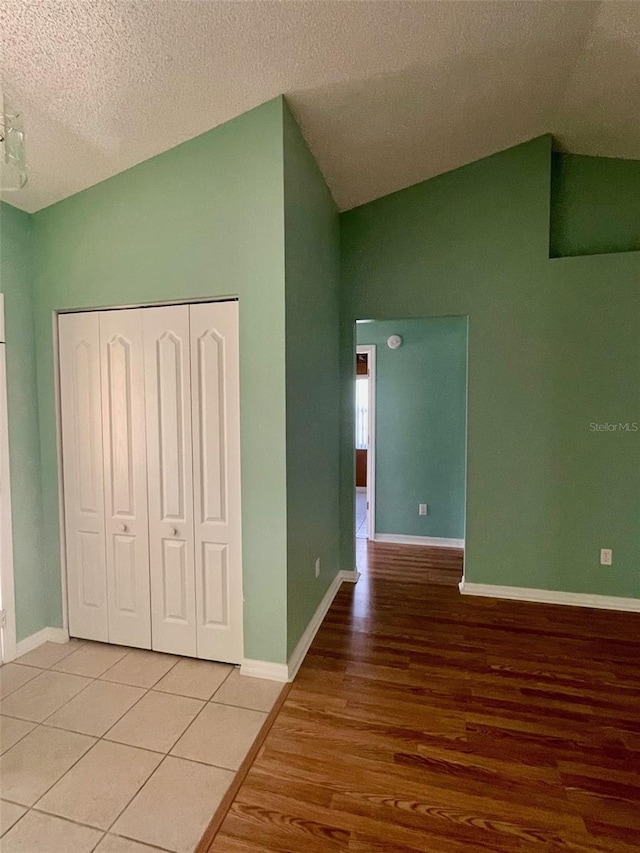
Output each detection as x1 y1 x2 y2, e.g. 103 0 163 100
0 640 283 853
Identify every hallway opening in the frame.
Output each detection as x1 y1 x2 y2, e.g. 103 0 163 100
354 317 468 576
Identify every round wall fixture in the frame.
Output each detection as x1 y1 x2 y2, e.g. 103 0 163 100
387 335 402 350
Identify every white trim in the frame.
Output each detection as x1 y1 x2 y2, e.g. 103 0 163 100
355 486 366 493
374 533 465 549
459 581 640 612
57 295 239 316
239 659 289 682
240 569 361 684
52 313 69 635
339 569 360 583
14 627 70 660
356 344 376 541
0 342 17 663
286 569 361 682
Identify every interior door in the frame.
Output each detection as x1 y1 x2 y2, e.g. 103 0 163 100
143 305 197 656
100 309 151 648
190 301 243 663
59 312 108 642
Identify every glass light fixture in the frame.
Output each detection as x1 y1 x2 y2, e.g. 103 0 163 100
0 89 27 191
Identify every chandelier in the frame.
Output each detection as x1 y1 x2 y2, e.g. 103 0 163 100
0 90 27 191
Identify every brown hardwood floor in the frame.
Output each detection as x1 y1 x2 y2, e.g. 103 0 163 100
204 540 640 852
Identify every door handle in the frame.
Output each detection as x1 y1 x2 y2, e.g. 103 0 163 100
170 527 178 536
119 523 128 533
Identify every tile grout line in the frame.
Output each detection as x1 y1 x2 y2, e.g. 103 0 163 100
0 665 44 697
206 698 274 714
102 752 174 840
105 825 176 853
104 831 173 853
29 792 176 853
0 809 107 849
0 717 37 754
9 638 87 671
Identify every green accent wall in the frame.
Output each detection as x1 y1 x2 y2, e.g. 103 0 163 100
551 153 640 257
341 136 640 599
0 202 45 640
283 102 341 658
31 99 290 663
356 318 467 540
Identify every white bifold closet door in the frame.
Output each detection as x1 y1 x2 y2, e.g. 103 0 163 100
190 301 243 662
59 312 109 642
59 301 243 663
99 309 151 648
60 310 151 647
143 305 196 656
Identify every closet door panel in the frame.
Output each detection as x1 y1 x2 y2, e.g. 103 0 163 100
143 305 196 656
59 312 108 642
190 301 243 663
100 310 151 648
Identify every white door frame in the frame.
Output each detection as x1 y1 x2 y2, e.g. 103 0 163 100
356 344 376 541
0 295 17 662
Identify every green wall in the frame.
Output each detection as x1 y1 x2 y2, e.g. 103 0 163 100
551 153 640 257
32 99 290 663
283 103 341 658
341 136 640 599
0 203 45 641
356 317 467 540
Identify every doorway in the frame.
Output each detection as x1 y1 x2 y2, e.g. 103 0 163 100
355 344 376 541
354 317 467 562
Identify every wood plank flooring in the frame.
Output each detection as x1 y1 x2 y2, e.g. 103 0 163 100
203 540 640 852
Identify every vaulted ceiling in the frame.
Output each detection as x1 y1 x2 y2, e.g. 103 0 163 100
2 1 639 213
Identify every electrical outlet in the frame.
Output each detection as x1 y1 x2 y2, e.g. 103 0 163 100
315 558 321 578
600 548 612 566
419 503 428 516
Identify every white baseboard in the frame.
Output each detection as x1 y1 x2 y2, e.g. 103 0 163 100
286 569 360 681
339 569 360 584
374 533 464 549
459 581 640 613
240 569 361 684
239 659 289 682
14 627 70 660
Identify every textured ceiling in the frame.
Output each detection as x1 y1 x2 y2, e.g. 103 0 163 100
1 1 639 213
